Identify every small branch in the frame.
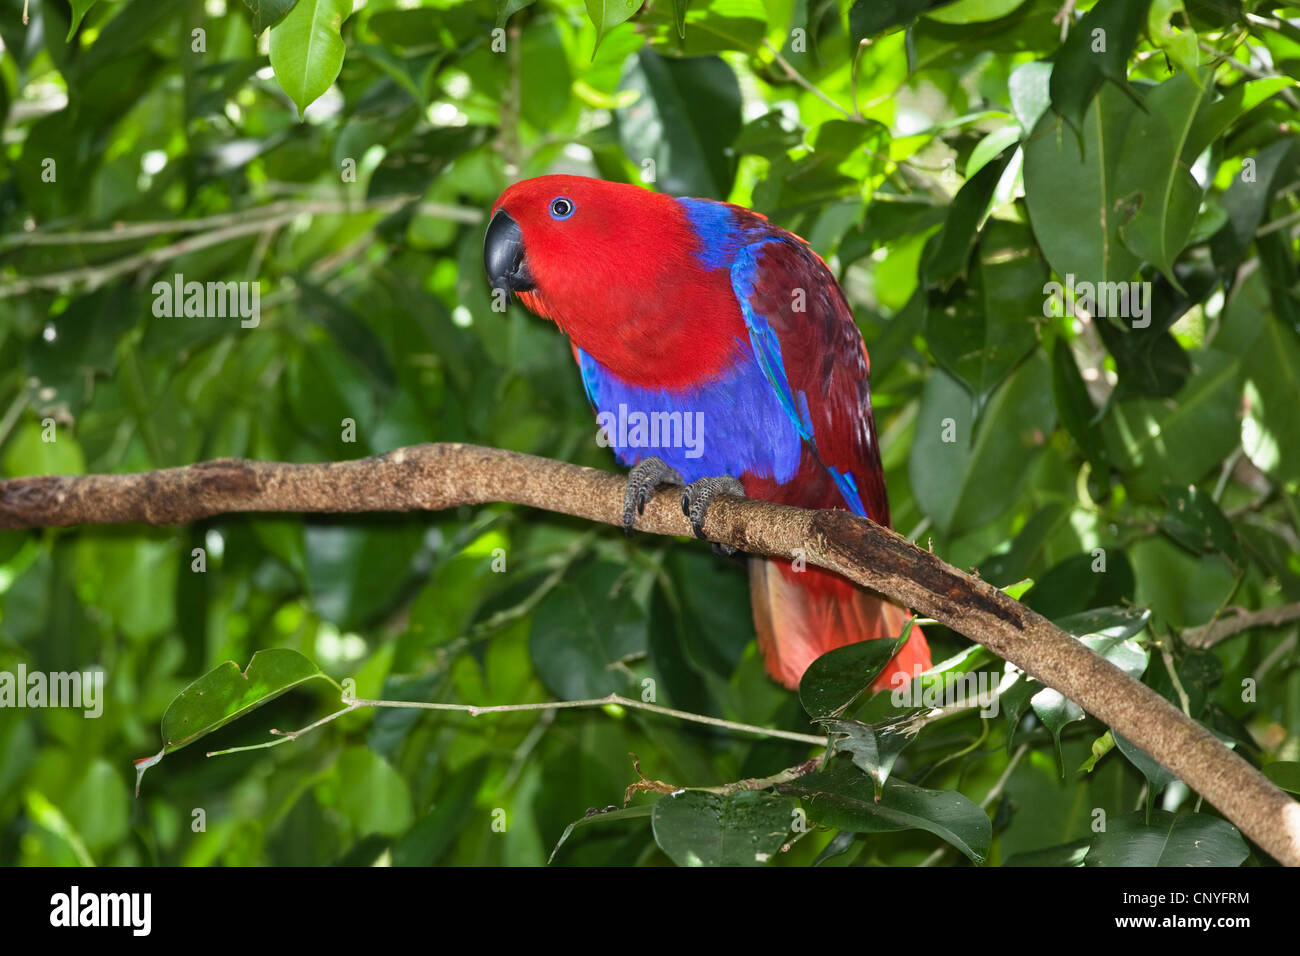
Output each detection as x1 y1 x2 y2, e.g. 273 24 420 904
2 442 1298 866
1183 601 1300 649
347 693 827 745
762 41 855 121
0 197 482 297
0 198 480 249
1198 40 1300 110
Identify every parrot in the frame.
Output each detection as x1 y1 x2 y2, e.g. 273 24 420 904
483 174 930 692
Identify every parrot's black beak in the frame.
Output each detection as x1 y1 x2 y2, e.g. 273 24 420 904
484 209 535 293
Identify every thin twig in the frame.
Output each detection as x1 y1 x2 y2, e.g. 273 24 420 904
1183 601 1300 649
348 694 827 745
763 40 854 120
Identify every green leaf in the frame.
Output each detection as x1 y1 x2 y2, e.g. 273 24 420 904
733 111 803 159
616 51 741 199
1114 72 1211 286
781 760 991 864
367 125 493 200
849 0 955 41
643 0 766 55
1229 276 1300 482
1009 60 1053 131
1112 732 1177 794
496 0 537 28
1147 0 1199 78
550 805 653 864
1091 269 1212 400
1186 79 1295 163
268 0 353 117
1048 0 1151 137
1051 338 1107 477
1084 811 1248 866
1022 551 1137 620
1102 349 1241 500
587 0 644 53
926 221 1044 407
910 351 1056 534
393 758 491 865
924 0 1026 25
1003 838 1091 866
1054 606 1151 642
1263 762 1300 794
651 790 794 866
1158 483 1241 565
822 715 923 795
799 624 911 718
529 560 648 700
1211 136 1300 275
304 521 425 630
150 649 333 757
243 0 299 34
66 0 104 40
1024 82 1143 286
922 146 1013 287
2 421 86 477
328 747 415 837
977 503 1070 587
63 760 130 851
966 125 1022 177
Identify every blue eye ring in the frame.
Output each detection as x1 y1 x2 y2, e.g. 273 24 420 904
549 196 575 220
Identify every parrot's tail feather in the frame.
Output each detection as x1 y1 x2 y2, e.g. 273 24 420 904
749 557 931 692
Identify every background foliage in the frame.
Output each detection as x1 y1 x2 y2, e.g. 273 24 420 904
1 0 1299 867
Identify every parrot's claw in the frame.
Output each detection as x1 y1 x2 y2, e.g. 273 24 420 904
622 457 685 535
681 475 746 553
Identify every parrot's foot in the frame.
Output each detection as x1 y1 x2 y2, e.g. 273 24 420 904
622 457 685 535
681 475 746 554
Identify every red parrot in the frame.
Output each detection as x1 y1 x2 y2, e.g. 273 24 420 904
484 175 930 692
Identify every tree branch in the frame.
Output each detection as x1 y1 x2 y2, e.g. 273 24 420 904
1183 601 1300 649
2 442 1298 866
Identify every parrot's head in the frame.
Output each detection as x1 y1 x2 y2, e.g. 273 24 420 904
483 174 749 387
484 175 684 327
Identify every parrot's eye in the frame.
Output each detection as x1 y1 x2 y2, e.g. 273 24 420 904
549 197 575 220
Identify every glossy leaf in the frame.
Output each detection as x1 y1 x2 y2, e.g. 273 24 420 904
782 760 991 864
268 0 353 116
1048 0 1150 137
799 624 911 718
157 649 334 754
911 352 1056 534
651 790 794 866
616 51 742 198
243 0 298 34
1084 811 1248 866
587 0 644 53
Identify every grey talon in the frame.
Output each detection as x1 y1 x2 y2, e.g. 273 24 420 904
621 457 684 535
681 474 746 541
